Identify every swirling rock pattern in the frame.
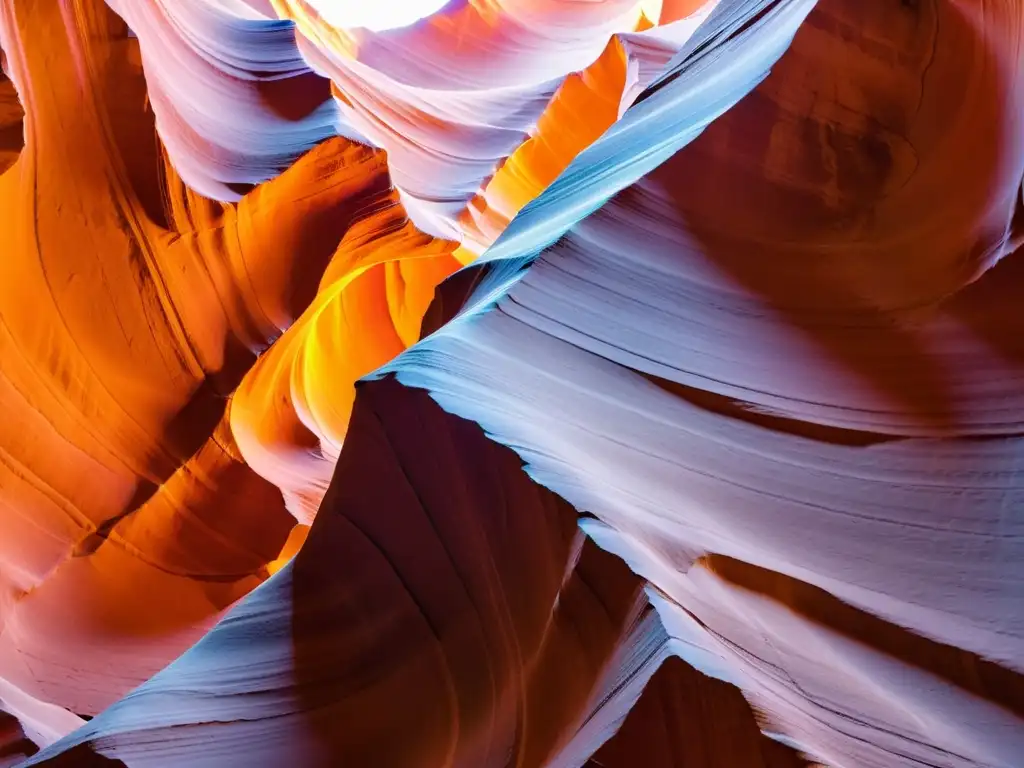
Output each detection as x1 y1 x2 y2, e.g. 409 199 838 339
2 0 1023 766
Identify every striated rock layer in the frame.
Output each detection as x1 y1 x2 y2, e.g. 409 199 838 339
21 378 806 767
3 0 1024 765
0 0 457 729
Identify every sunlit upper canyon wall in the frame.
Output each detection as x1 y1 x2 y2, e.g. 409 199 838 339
1 0 1022 766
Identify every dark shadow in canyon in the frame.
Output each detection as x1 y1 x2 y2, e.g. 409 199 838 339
584 655 806 768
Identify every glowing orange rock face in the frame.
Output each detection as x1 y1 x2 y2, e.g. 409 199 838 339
0 0 692 738
0 0 460 724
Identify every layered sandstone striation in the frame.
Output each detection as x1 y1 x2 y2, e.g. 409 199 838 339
2 0 1023 766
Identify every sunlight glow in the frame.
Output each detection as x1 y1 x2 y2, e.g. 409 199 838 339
306 0 452 31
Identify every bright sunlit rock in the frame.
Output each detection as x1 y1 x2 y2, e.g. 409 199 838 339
305 0 451 31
